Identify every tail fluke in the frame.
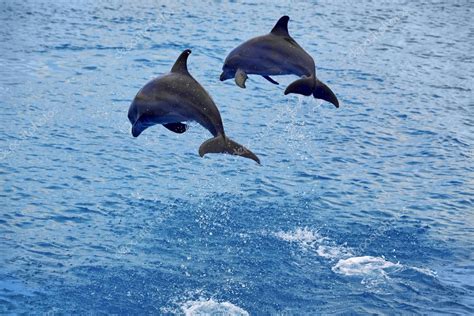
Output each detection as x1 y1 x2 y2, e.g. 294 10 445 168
285 76 339 108
199 134 260 164
313 79 339 108
284 76 314 96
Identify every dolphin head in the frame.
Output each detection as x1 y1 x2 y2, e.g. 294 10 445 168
127 98 143 137
128 99 138 125
220 55 239 81
128 89 152 137
220 65 236 82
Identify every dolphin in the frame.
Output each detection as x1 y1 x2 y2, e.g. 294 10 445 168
127 49 260 164
220 15 339 108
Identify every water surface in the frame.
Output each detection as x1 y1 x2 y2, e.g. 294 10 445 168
1 0 473 314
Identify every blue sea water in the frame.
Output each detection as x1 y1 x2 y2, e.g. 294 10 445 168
1 0 473 314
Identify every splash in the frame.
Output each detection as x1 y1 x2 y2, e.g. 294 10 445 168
274 227 322 246
275 227 437 284
181 299 249 316
274 227 353 260
316 244 353 259
332 256 402 276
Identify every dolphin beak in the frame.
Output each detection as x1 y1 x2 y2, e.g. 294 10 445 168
219 72 226 81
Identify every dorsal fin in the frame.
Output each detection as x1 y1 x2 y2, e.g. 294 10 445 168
171 49 191 74
271 16 290 36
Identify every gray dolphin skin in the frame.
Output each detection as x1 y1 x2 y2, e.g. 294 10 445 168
220 16 339 108
128 49 260 164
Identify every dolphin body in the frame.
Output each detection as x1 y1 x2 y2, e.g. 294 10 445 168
128 49 260 164
220 16 339 108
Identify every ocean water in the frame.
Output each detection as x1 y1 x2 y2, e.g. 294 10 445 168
1 0 473 314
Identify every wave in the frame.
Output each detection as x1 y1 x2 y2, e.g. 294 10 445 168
181 299 249 316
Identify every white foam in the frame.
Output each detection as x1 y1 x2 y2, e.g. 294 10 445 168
182 299 249 316
332 256 402 276
411 266 437 277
